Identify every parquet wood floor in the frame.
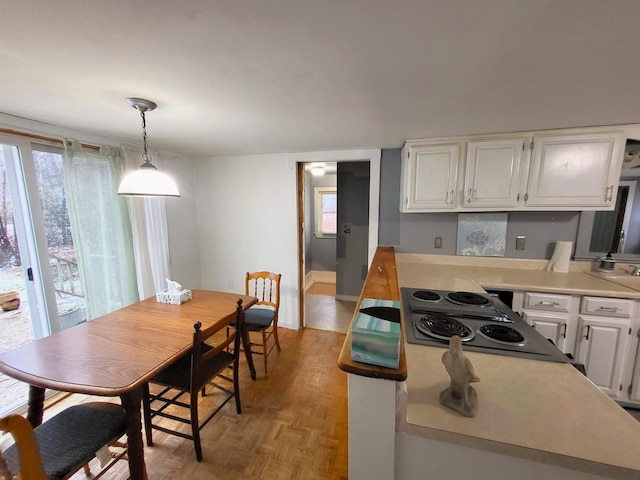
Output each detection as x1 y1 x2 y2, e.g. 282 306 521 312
49 328 349 480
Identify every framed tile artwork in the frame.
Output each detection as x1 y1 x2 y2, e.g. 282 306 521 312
456 213 507 256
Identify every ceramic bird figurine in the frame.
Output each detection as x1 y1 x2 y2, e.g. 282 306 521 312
439 335 479 417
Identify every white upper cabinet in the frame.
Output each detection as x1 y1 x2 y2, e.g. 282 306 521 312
463 138 526 209
400 127 626 213
525 131 625 209
400 142 460 212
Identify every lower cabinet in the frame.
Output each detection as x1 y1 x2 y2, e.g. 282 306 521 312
574 296 637 401
630 348 640 403
513 292 579 357
514 291 639 403
575 314 632 399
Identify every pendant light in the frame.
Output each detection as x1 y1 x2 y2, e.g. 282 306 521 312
118 97 180 197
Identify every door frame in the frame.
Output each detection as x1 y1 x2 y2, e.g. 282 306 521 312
294 150 381 329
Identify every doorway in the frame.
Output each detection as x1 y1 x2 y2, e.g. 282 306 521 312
590 180 637 254
296 150 380 331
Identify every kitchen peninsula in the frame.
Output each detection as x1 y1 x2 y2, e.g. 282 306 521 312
338 247 640 480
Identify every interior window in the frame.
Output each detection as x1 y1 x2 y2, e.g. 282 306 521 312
314 187 337 237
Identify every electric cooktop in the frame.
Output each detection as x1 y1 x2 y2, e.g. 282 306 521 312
401 287 569 363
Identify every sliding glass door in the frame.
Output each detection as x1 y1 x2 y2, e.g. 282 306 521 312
0 133 81 415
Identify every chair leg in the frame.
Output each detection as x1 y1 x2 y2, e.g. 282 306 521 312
262 330 268 373
273 324 281 352
142 383 153 446
190 391 203 461
233 357 242 414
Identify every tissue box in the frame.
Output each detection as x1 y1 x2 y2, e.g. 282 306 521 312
351 298 401 369
156 288 192 305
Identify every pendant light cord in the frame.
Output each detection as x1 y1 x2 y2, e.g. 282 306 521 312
140 110 151 164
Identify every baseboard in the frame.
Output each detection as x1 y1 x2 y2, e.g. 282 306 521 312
305 270 336 286
336 294 359 302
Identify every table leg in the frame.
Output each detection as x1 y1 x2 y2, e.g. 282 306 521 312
242 327 257 381
26 386 45 428
120 388 148 480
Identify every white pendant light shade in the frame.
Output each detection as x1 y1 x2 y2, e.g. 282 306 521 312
118 164 180 197
118 97 180 198
311 166 325 176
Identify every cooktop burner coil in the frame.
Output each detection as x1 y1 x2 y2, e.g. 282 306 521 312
416 313 474 342
478 324 526 346
412 290 442 302
446 291 491 306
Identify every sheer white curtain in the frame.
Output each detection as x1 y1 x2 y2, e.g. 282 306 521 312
122 145 171 298
62 141 139 319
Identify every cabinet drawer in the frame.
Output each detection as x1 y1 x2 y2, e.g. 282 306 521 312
523 293 571 312
581 297 634 317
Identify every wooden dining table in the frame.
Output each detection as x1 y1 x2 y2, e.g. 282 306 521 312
0 290 257 480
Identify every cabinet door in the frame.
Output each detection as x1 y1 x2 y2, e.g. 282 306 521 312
523 311 574 356
401 143 460 211
576 315 631 398
526 131 625 209
630 346 640 403
463 138 525 208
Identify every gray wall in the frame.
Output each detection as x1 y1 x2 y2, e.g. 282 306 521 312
378 148 580 259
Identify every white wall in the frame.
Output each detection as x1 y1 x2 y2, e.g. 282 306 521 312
193 149 381 331
162 154 201 289
194 153 300 329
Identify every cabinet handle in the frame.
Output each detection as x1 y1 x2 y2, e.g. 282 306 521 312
517 193 520 202
597 306 620 312
467 188 472 203
605 185 614 202
536 301 559 307
584 325 591 340
524 192 529 202
449 190 454 205
562 323 567 338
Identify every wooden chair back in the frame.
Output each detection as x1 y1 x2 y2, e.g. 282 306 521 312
245 271 281 316
0 414 46 480
191 299 244 389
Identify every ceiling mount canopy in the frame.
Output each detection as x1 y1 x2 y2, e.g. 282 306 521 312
118 97 180 198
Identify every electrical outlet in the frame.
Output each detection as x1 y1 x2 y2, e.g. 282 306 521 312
227 280 234 289
434 235 443 249
516 236 526 250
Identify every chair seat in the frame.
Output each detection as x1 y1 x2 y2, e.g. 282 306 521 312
4 402 126 480
245 307 275 329
152 345 235 391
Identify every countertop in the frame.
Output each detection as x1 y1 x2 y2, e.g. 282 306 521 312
394 254 640 479
397 253 640 298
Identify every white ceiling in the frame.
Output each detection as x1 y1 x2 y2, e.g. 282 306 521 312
2 1 640 157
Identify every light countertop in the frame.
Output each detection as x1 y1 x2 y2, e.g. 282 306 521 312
397 253 640 298
395 254 640 479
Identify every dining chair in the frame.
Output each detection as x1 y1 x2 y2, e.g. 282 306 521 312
0 402 127 480
244 271 282 374
142 299 244 462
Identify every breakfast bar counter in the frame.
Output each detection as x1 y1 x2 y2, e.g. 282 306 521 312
339 247 640 480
